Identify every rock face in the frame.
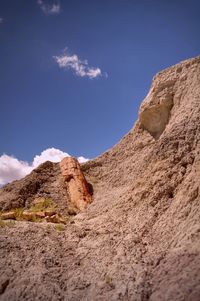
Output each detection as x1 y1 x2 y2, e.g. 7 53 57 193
139 78 174 139
0 56 200 301
60 157 92 210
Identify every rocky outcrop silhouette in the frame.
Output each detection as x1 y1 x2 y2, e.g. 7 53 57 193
0 56 199 301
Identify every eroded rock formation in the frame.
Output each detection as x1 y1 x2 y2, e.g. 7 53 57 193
139 79 174 139
60 157 92 210
139 57 200 140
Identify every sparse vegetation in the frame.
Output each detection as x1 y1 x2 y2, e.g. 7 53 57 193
0 218 6 228
30 197 56 212
89 176 98 184
14 208 24 220
31 216 43 223
105 274 115 288
46 224 51 231
55 223 65 231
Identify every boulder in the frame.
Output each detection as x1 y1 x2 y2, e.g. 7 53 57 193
60 157 92 210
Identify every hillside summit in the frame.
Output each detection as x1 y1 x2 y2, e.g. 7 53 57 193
0 56 200 301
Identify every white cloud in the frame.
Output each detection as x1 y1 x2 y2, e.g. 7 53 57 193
0 155 32 186
53 50 102 79
32 148 70 167
0 148 89 186
37 0 61 15
0 18 3 23
77 156 89 163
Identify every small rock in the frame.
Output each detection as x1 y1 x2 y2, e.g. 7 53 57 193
45 214 60 223
45 214 66 224
35 212 45 218
58 217 67 225
44 209 56 217
1 212 16 220
22 211 36 221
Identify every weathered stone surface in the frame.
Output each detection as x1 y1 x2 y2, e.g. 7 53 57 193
1 211 16 220
139 79 174 139
60 157 92 210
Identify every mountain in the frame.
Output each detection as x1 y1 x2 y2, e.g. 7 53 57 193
0 56 200 301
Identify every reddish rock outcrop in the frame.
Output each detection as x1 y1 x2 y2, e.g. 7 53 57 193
60 157 92 210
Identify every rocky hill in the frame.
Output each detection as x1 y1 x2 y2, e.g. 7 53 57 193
0 56 200 301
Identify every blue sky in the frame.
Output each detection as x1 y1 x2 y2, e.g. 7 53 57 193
0 0 200 184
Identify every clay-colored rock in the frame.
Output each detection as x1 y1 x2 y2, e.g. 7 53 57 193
45 214 66 224
60 157 92 210
22 211 46 220
35 212 45 218
1 211 16 220
58 217 67 225
22 211 36 221
44 209 56 217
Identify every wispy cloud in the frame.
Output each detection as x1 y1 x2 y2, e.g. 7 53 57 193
53 49 102 79
0 18 3 23
0 148 89 186
37 0 61 15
